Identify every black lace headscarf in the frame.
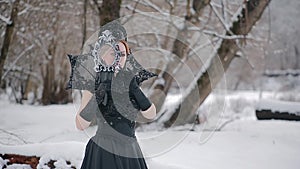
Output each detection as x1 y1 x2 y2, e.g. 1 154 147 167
66 20 156 118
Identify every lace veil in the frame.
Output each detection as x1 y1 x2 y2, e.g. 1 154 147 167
66 20 157 93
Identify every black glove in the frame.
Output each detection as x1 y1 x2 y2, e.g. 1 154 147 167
129 76 152 111
79 72 113 122
95 72 113 105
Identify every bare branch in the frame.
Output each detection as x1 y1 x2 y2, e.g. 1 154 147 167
92 0 102 13
220 0 228 23
17 32 49 58
129 0 168 14
123 4 170 22
132 0 140 14
187 38 220 58
3 65 40 80
211 2 234 16
165 0 176 14
209 2 232 34
19 2 81 15
144 0 168 14
1 44 35 80
203 30 255 40
0 14 12 24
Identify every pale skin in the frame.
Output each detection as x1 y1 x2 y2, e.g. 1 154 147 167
75 42 156 130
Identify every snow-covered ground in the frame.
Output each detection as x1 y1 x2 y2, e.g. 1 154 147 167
0 91 300 169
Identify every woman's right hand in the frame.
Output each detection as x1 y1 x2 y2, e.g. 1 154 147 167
95 72 113 104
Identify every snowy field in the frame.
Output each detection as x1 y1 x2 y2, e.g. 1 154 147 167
0 91 300 169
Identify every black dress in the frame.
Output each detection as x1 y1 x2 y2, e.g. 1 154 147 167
65 20 157 168
79 71 149 169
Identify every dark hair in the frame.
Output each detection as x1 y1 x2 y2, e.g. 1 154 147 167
119 40 130 55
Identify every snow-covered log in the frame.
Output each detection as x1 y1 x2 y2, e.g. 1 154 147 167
0 154 40 169
256 99 300 121
263 69 300 77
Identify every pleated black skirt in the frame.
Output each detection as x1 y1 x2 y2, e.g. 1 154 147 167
80 137 148 169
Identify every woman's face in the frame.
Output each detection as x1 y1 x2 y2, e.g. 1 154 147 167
99 42 127 68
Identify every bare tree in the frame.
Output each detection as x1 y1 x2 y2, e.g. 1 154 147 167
1 0 84 104
0 0 276 113
162 0 272 127
0 0 20 85
149 0 211 112
1 0 122 104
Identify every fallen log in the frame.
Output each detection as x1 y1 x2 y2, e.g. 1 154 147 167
256 99 300 121
0 153 39 169
0 153 76 169
256 110 300 121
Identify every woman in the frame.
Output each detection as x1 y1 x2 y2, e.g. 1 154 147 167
69 22 156 169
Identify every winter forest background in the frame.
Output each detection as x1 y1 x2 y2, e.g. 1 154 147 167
0 0 300 169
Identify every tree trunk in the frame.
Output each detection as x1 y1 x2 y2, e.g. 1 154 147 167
164 0 272 127
100 0 121 25
149 0 210 112
193 0 211 16
41 37 70 105
81 0 88 49
149 25 189 111
41 39 56 105
0 0 20 84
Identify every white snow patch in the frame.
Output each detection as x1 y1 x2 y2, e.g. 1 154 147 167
1 91 300 169
0 156 8 168
6 164 31 169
